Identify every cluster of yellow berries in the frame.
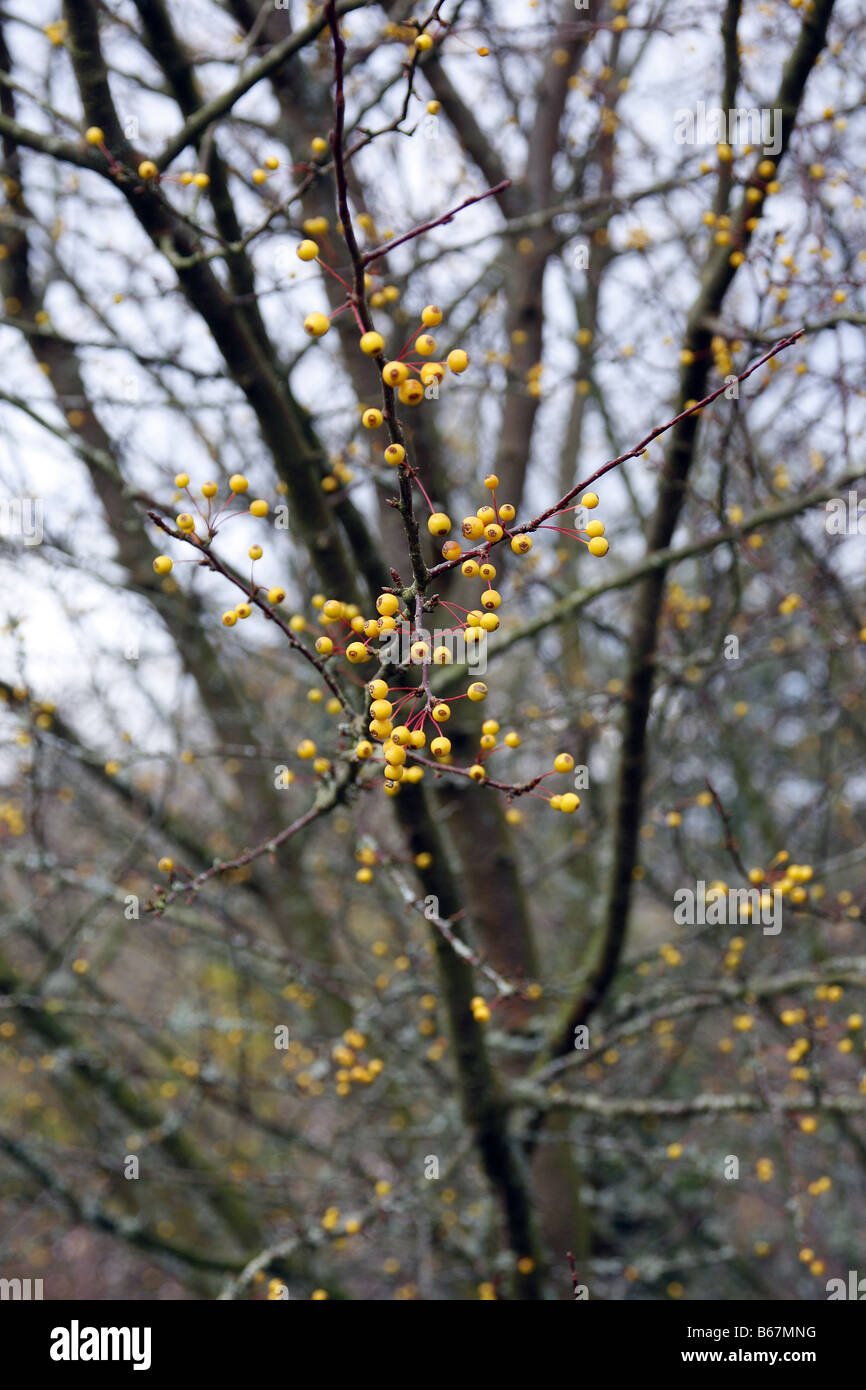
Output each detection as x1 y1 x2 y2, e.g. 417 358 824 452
420 470 526 565
349 479 604 806
331 1029 383 1096
250 156 280 185
360 673 490 797
437 483 608 563
300 292 470 420
84 127 281 192
746 858 816 908
569 491 609 557
354 845 378 884
152 474 274 595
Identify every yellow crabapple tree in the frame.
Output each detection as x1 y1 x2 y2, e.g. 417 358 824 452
0 0 865 1301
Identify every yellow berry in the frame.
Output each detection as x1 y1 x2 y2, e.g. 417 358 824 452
398 379 424 406
428 512 452 537
382 361 409 387
588 536 609 557
138 160 158 181
249 499 268 517
153 555 173 575
304 312 330 338
85 126 105 146
229 473 249 493
267 587 286 604
297 239 319 261
447 349 469 374
360 330 385 355
362 408 383 429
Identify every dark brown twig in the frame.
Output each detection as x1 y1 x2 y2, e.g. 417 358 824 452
704 778 750 880
361 181 512 266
